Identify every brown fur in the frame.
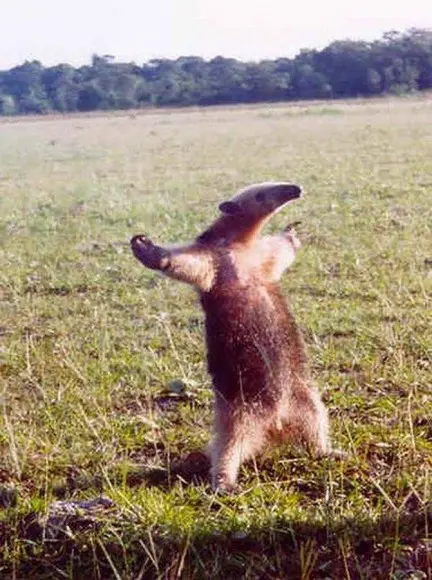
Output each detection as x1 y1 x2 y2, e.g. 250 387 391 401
131 182 341 492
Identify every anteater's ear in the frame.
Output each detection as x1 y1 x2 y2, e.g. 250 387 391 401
219 201 241 215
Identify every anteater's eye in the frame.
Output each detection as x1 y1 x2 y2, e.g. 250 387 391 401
219 201 241 215
256 191 266 202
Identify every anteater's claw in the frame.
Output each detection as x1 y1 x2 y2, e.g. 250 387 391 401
130 234 152 246
283 221 302 233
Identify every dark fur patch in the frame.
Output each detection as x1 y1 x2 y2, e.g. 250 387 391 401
200 284 308 408
196 229 218 244
219 201 241 215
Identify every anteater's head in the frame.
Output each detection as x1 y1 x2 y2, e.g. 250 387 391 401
219 182 302 220
197 182 303 246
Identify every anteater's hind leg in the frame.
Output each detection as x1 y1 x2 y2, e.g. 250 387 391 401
282 384 343 458
209 407 266 492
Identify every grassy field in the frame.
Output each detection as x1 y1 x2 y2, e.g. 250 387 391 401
0 97 431 578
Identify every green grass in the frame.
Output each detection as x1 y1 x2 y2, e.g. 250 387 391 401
0 97 431 579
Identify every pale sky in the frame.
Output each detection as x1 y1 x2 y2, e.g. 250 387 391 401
1 0 431 69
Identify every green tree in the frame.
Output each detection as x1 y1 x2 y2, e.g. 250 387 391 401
77 83 107 111
42 65 80 111
1 28 432 115
293 64 332 99
0 93 16 114
2 60 50 113
316 40 372 96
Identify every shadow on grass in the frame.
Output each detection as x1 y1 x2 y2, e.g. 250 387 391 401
1 503 430 579
45 449 211 499
132 451 211 488
1 450 430 578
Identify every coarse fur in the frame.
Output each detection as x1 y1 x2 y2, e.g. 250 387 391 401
131 182 341 492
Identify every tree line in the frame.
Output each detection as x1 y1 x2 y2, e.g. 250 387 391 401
1 28 431 115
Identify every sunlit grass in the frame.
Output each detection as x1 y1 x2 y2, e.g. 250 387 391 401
0 96 431 578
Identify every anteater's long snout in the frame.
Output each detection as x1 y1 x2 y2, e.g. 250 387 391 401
276 184 303 204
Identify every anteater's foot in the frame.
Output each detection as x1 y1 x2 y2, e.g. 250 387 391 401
212 476 238 494
328 448 349 460
130 235 170 270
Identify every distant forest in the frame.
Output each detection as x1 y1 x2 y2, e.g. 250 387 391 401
1 28 431 115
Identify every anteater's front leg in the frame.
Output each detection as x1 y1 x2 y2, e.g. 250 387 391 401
131 235 214 291
131 235 170 271
260 227 301 283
